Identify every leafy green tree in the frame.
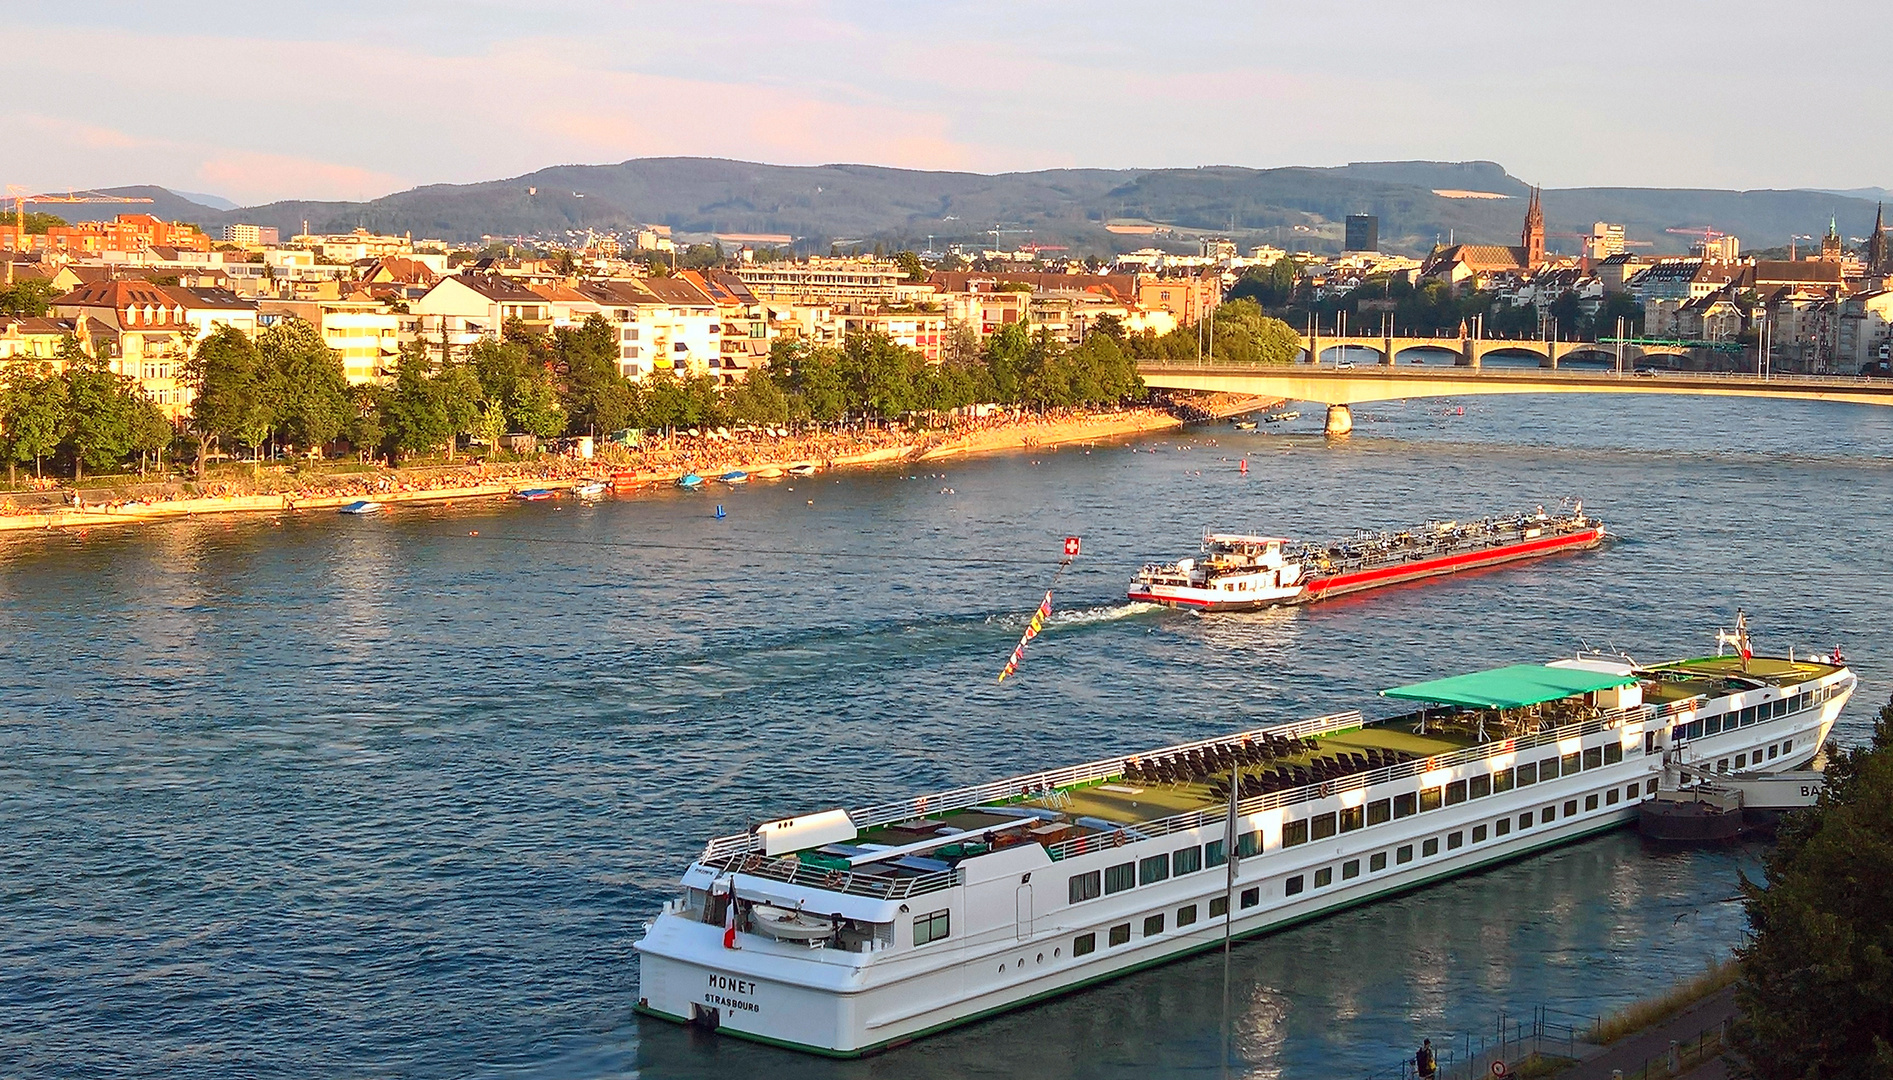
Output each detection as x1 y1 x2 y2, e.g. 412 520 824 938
346 384 388 461
1734 694 1893 1076
0 278 59 317
1207 299 1302 365
472 400 506 452
896 250 927 282
1092 312 1126 342
676 244 724 270
725 369 789 425
383 346 455 463
128 394 174 474
554 315 635 435
258 318 350 454
835 332 919 420
64 353 137 482
1227 256 1300 309
184 326 269 471
985 322 1031 403
1 361 70 479
18 211 66 234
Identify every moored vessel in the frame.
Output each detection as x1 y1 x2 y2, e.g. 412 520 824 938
633 633 1853 1056
1128 506 1604 612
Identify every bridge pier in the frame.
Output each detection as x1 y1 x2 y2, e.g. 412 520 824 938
1383 335 1395 367
1324 404 1353 436
1457 339 1479 368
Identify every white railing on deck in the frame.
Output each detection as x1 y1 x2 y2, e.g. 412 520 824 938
697 710 1366 863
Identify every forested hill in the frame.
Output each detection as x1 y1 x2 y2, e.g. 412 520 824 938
50 158 1891 257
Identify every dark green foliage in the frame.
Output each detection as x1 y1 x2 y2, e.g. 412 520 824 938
554 315 636 436
1125 298 1301 366
1733 695 1893 1077
0 360 71 476
0 278 58 317
258 319 351 452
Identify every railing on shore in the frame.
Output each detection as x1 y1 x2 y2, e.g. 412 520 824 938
1140 358 1893 390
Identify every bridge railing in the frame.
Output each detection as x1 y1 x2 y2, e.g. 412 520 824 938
1138 360 1893 388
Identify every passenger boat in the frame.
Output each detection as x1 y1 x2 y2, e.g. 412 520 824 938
634 634 1854 1056
516 488 556 502
336 500 382 515
1128 506 1603 612
677 473 704 489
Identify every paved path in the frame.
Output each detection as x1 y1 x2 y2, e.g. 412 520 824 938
1559 986 1737 1080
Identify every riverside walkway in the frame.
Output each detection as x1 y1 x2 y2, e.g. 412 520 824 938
1137 362 1893 433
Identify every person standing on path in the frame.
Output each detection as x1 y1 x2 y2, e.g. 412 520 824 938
1415 1038 1438 1080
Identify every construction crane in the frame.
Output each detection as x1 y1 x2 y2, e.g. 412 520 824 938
5 185 154 237
1664 226 1725 241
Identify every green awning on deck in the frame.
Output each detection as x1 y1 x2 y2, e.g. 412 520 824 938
1381 664 1634 709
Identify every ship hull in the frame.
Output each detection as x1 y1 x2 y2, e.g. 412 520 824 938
635 674 1848 1056
1300 526 1605 603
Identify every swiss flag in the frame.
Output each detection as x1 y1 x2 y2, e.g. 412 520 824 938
1063 536 1082 557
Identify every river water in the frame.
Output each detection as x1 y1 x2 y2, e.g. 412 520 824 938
3 393 1889 1079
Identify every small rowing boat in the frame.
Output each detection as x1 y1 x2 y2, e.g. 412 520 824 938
678 473 705 489
337 500 382 515
516 488 556 502
719 470 750 485
572 481 608 499
788 464 817 477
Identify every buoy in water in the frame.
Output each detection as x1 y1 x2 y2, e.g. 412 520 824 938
1239 458 1248 474
715 504 726 519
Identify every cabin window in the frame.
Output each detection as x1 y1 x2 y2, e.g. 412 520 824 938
1177 904 1198 927
1284 876 1305 897
1313 867 1332 888
1734 753 1747 768
1396 844 1414 865
1472 824 1487 843
1173 846 1203 875
1104 862 1136 895
1540 756 1561 780
1143 914 1165 937
1339 806 1364 832
913 910 950 946
1422 838 1440 857
1782 738 1793 754
1109 923 1131 947
1393 793 1417 818
1495 817 1511 837
1445 780 1468 806
1645 778 1658 795
1705 715 1723 736
1310 812 1337 841
1419 787 1443 812
1205 839 1227 868
1470 775 1492 799
1607 788 1621 805
1768 745 1778 760
1447 831 1464 850
1210 896 1229 918
1282 820 1309 848
1519 813 1534 830
1238 830 1263 857
1240 887 1259 909
1140 854 1170 885
1583 747 1603 770
1561 752 1581 776
1493 767 1515 793
1367 799 1393 825
1604 742 1624 765
1517 763 1538 787
1073 932 1096 957
1370 852 1388 872
1069 871 1102 904
1562 800 1577 818
1342 859 1361 880
1583 794 1597 811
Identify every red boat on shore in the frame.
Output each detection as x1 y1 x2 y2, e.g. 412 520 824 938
1128 505 1605 612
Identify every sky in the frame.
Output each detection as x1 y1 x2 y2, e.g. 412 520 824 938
10 1 1890 208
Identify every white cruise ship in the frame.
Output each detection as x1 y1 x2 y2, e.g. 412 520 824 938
634 645 1855 1057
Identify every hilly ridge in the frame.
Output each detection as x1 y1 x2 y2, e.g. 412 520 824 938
44 158 1890 257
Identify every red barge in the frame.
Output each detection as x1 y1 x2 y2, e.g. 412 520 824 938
1128 505 1605 612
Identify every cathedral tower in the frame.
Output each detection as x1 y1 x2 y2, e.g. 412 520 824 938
1521 186 1545 268
1868 203 1887 274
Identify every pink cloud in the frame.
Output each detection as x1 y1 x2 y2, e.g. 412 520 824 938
195 151 407 204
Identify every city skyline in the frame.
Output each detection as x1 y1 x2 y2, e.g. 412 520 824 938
11 1 1893 207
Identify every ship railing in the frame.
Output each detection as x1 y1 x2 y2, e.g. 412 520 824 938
694 850 961 901
1040 699 1695 862
697 710 1369 863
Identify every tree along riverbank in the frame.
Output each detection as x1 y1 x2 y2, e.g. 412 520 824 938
0 394 1276 533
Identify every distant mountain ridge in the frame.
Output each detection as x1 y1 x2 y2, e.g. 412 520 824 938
40 159 1892 257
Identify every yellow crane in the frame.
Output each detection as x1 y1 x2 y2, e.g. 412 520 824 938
4 185 155 283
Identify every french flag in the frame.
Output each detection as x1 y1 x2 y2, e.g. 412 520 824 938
723 885 739 949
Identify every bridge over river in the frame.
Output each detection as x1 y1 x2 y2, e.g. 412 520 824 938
1138 362 1893 434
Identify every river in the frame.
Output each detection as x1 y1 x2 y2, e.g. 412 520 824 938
2 392 1888 1079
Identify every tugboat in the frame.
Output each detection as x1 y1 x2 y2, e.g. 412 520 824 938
1129 505 1605 612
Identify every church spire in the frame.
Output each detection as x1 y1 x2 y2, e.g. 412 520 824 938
1521 186 1545 268
1869 203 1888 274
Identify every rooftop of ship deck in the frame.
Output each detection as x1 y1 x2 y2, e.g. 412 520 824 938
1641 656 1841 703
